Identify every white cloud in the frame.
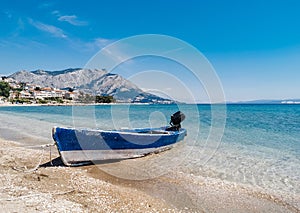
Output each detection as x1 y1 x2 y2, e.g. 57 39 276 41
72 37 114 52
94 38 114 48
62 37 115 54
58 15 88 26
28 18 67 38
52 10 60 16
52 11 88 26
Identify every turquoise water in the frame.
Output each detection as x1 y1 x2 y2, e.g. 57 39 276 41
0 104 299 204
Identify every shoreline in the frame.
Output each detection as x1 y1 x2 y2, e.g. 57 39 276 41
0 137 298 212
0 102 152 107
1 102 300 108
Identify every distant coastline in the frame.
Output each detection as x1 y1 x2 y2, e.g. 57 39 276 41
227 99 300 104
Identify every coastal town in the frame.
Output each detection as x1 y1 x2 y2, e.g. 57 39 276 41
0 76 114 105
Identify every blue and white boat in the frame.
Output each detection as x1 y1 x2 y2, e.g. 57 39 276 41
52 111 187 166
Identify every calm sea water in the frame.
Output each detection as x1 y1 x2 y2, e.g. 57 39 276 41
0 104 299 202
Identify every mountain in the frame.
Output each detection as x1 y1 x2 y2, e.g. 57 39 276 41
9 68 172 103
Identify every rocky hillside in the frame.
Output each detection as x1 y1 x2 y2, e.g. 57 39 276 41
9 68 171 103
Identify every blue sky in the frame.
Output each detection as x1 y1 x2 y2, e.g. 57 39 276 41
1 0 300 101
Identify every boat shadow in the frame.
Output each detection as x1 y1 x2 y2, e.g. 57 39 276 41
40 157 66 167
40 157 124 167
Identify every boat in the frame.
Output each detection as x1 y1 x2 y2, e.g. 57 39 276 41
52 111 187 166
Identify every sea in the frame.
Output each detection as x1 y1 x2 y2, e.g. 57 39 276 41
0 104 299 209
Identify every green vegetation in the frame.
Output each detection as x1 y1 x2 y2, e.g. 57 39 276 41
44 97 64 103
37 99 48 104
76 92 94 103
10 97 64 104
12 98 32 104
0 81 11 98
95 95 115 103
76 92 115 103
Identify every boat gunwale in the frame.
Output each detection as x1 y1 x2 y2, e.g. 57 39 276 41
53 126 186 137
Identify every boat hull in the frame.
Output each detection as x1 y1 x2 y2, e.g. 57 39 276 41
52 127 187 166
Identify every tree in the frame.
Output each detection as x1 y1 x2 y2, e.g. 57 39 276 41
0 81 10 98
76 92 94 103
95 95 115 103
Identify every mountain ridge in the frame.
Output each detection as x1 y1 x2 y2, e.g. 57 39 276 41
9 68 172 103
31 68 82 76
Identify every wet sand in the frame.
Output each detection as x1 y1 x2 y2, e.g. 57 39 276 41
0 138 298 212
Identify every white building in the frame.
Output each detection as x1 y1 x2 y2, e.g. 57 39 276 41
64 91 78 99
33 91 53 99
19 91 32 99
52 89 65 98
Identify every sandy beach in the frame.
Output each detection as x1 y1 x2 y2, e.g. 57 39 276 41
0 137 298 213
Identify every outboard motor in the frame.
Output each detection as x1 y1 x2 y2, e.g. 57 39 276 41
166 111 185 131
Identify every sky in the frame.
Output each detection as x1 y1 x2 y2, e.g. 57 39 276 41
1 0 300 102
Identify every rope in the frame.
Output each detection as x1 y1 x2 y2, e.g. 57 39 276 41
50 143 53 166
25 143 55 149
12 143 55 173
